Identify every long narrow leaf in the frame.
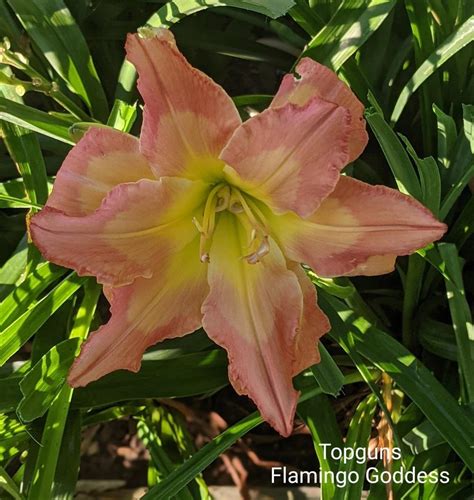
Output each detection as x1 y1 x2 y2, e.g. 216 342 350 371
438 243 474 403
322 294 474 470
0 273 84 366
391 16 474 123
302 0 396 70
7 0 108 120
0 97 74 144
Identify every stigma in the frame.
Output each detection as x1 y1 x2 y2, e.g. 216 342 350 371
193 184 270 264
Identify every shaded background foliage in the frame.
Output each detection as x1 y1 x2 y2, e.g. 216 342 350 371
0 0 473 499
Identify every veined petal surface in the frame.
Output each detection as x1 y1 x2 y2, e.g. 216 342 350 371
289 262 330 375
270 176 447 277
202 213 303 436
126 30 241 181
46 128 154 216
271 58 368 162
69 238 208 387
221 98 351 217
30 177 208 286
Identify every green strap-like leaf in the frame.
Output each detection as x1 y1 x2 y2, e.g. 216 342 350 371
301 0 397 70
0 96 75 144
366 110 422 200
438 243 474 403
0 273 84 366
322 293 474 471
391 16 474 124
7 0 108 120
333 394 378 500
310 343 345 396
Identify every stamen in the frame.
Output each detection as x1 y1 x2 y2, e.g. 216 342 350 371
215 185 231 212
192 216 203 233
193 184 272 265
230 202 244 213
244 236 270 264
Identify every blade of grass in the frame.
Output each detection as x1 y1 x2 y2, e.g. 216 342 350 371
433 104 457 170
7 0 108 120
322 293 474 470
365 110 422 199
301 0 397 71
0 262 65 330
404 0 442 153
50 410 81 500
0 77 48 207
439 104 474 218
298 393 343 499
0 96 75 144
391 16 474 124
0 413 28 465
333 394 378 500
26 281 99 500
399 135 441 215
310 342 345 396
447 195 474 248
72 350 229 408
438 243 474 403
17 338 80 421
0 465 23 500
0 194 42 209
0 273 84 366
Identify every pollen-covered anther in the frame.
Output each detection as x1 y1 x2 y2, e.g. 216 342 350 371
244 235 270 264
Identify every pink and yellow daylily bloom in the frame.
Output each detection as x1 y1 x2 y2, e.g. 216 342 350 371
29 29 446 436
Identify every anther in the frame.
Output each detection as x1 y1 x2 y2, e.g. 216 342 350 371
215 185 231 212
244 236 270 264
230 202 243 213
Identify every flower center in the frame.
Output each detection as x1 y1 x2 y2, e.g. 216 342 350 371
193 183 270 264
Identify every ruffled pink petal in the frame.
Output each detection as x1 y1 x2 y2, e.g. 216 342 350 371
271 176 447 277
221 97 351 217
201 213 303 436
289 262 330 375
126 30 241 181
271 58 368 162
47 128 154 216
30 177 208 286
68 238 208 387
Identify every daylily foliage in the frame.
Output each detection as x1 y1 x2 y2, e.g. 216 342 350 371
29 28 446 436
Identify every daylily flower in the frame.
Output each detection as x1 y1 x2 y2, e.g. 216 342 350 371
29 29 446 436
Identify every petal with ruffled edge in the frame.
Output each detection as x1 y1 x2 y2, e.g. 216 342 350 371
126 30 241 181
271 58 368 163
270 176 447 277
289 262 330 375
68 238 208 387
202 212 303 436
30 177 208 286
47 127 154 216
221 97 351 217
